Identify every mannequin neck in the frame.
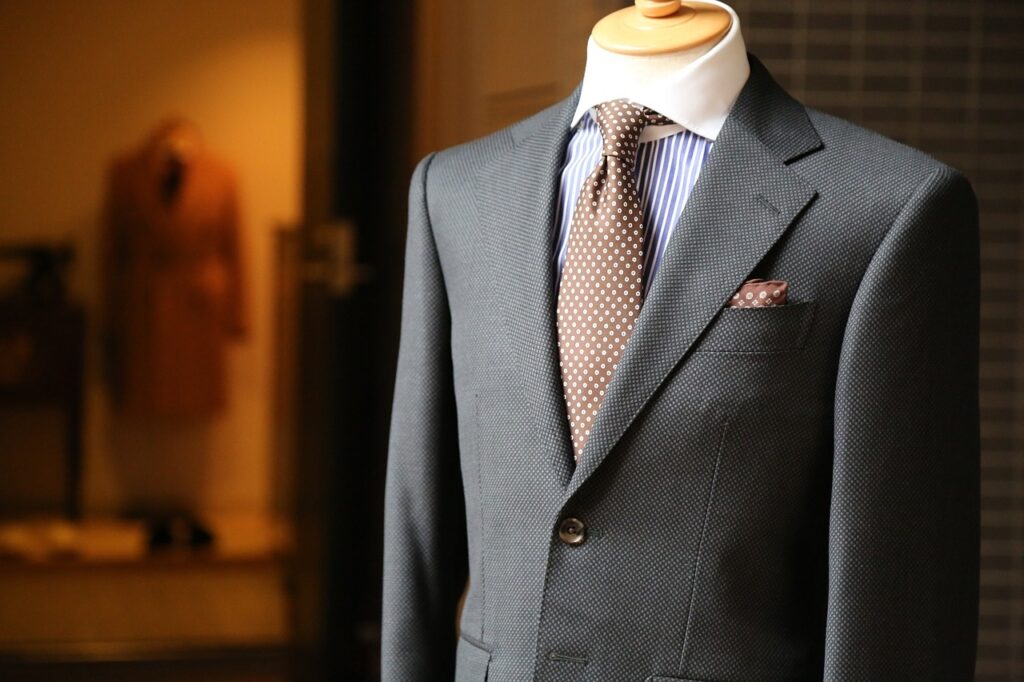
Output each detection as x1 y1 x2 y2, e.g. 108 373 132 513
583 35 719 88
571 1 750 140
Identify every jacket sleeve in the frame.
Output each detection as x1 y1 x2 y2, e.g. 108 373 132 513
825 165 981 680
381 151 469 681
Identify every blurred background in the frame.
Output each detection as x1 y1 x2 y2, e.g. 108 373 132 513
0 0 1019 680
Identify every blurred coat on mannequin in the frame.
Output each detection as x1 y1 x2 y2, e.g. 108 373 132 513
101 117 248 417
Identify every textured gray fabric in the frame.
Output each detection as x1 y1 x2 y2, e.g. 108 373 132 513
381 52 980 682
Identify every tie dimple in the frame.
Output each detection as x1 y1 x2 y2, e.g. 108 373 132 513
555 98 671 463
593 100 673 165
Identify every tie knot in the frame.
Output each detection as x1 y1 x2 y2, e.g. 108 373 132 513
592 99 672 165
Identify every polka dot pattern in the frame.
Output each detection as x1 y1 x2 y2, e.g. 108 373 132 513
383 54 982 682
555 99 673 462
727 278 789 307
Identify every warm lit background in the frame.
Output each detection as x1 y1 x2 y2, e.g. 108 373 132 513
0 0 302 515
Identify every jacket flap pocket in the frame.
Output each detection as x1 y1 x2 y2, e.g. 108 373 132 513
455 632 491 681
694 299 817 353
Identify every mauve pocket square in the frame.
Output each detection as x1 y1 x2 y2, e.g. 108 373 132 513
727 278 788 307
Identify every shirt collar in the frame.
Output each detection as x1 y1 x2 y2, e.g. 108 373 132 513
570 0 750 141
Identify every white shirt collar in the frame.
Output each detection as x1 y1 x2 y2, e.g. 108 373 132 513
570 0 749 141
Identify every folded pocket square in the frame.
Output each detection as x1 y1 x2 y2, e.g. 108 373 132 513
727 278 788 307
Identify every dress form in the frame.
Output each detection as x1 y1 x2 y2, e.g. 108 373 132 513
572 0 749 141
592 0 731 55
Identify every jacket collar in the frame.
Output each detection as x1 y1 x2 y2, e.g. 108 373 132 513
475 52 824 495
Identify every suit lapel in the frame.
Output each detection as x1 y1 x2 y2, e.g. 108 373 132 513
472 53 824 495
472 87 583 487
564 54 824 497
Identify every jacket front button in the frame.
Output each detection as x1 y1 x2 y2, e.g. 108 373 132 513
557 516 586 545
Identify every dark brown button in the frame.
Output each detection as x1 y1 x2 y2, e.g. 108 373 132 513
557 516 586 546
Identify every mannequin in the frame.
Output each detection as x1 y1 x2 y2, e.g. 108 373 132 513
572 0 749 141
382 0 980 678
101 117 247 417
592 0 731 55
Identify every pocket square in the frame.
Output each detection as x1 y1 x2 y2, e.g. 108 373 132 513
727 278 788 307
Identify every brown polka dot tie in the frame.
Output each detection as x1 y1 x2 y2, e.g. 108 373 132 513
556 99 673 463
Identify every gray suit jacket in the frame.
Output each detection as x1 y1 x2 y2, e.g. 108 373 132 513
381 53 980 682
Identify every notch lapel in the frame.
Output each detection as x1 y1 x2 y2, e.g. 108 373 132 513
472 86 583 487
564 53 824 497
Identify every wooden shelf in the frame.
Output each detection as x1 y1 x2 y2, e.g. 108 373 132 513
0 513 294 651
0 512 292 569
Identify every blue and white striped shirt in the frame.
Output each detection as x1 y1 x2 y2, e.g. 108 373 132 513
553 110 714 299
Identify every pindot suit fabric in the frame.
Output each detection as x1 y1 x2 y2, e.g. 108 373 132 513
381 52 980 682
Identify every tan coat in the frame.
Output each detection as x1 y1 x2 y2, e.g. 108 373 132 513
101 122 247 417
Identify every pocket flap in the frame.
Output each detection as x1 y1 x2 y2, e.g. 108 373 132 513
694 299 817 353
455 632 491 681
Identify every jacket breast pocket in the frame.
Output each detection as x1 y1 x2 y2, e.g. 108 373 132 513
455 631 491 681
693 300 817 354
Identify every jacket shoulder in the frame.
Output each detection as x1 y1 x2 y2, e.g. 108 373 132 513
803 106 968 195
420 95 568 184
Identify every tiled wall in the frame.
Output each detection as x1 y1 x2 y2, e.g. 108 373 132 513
730 2 1023 680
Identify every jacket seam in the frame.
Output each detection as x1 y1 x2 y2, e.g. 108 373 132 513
418 150 442 280
532 507 565 679
473 394 487 643
419 149 477 657
826 162 946 563
841 165 945 339
829 163 948 458
677 417 730 673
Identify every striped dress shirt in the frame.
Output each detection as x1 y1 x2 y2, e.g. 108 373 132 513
553 109 714 299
